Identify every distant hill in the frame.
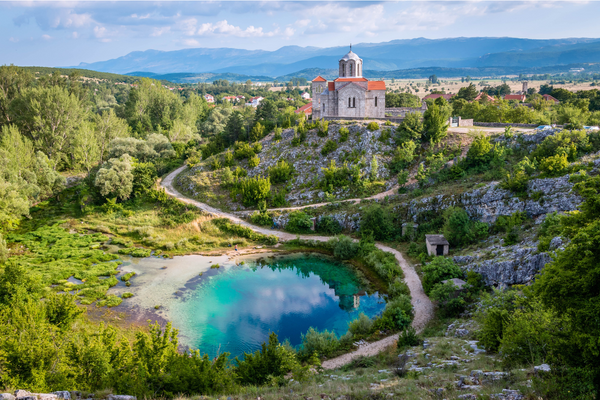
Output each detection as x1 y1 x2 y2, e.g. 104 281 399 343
125 71 274 83
70 37 600 76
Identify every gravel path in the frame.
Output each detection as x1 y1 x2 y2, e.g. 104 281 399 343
161 166 434 369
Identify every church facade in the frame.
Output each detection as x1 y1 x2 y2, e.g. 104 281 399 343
311 49 386 119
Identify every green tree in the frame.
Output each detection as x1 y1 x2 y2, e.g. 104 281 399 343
250 121 265 142
423 102 450 144
395 112 423 142
0 65 33 125
94 154 134 200
456 83 478 102
94 109 129 164
422 257 463 294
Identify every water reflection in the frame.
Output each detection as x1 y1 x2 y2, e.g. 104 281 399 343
170 253 386 358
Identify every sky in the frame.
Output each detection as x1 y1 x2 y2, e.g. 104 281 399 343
1 0 600 67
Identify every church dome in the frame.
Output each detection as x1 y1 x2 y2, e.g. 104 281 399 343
340 50 360 61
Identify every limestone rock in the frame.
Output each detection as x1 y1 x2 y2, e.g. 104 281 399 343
51 393 70 400
107 395 137 400
1 394 15 400
534 364 551 373
548 236 564 251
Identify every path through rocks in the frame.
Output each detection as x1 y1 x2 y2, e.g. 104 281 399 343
160 166 434 369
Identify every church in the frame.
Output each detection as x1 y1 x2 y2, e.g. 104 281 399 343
311 48 386 119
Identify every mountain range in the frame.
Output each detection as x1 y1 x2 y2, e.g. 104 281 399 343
73 37 600 81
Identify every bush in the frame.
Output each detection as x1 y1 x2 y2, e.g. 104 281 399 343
421 257 463 295
316 119 329 137
348 313 374 336
537 212 563 252
430 281 467 318
397 326 421 348
339 127 349 142
332 235 358 260
395 112 423 142
248 155 260 168
501 170 529 194
316 216 342 235
321 140 338 156
360 204 396 241
273 127 282 141
250 210 273 226
376 295 413 330
299 327 339 358
268 159 294 184
539 153 568 176
442 207 488 247
285 211 313 233
474 289 521 351
390 140 417 173
367 122 379 131
233 142 256 160
213 218 278 245
238 176 271 206
465 135 493 167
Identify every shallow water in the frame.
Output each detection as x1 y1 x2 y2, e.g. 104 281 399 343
168 253 386 358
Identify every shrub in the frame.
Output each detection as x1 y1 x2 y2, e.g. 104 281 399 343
377 295 413 330
235 332 299 386
321 140 338 156
285 211 313 233
316 216 342 235
421 257 463 295
360 204 396 241
379 128 392 142
273 127 283 141
299 327 339 358
233 142 256 160
339 127 349 142
316 119 329 137
239 176 271 206
332 235 358 260
442 207 487 247
122 292 133 299
250 210 273 226
537 212 563 252
268 159 294 184
539 153 568 176
474 289 521 351
248 155 260 168
397 326 421 348
501 170 529 194
348 313 374 336
390 140 417 174
465 135 493 167
367 122 379 131
212 218 278 245
395 112 423 142
388 277 411 298
430 281 467 318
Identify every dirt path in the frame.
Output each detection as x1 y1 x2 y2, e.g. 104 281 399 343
161 166 434 369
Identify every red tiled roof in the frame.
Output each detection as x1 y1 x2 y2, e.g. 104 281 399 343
474 93 495 102
334 77 368 82
542 94 559 103
312 76 327 82
368 81 386 91
504 94 526 101
328 82 335 91
424 93 454 100
295 103 312 115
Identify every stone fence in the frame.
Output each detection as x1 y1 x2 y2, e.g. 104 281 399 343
473 122 542 128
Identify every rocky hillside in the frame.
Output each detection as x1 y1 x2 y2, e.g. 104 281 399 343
176 121 398 211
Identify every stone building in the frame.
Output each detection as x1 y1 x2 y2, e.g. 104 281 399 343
425 234 449 256
311 48 386 119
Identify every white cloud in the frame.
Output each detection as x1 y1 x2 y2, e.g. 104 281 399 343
195 19 281 38
295 19 310 28
42 34 52 40
182 38 200 47
151 26 171 37
72 31 78 39
9 37 19 43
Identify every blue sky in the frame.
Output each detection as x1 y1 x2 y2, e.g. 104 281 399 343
2 1 600 67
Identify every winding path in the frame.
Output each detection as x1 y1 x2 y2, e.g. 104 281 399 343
161 166 434 369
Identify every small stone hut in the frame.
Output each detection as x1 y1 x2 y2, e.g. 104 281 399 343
425 234 449 256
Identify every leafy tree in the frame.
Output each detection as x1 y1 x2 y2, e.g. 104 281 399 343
74 121 100 174
360 204 395 241
423 101 450 144
94 109 129 164
395 112 423 142
94 154 134 200
385 92 421 108
332 235 358 260
465 135 493 167
286 211 313 233
268 159 293 184
456 83 478 102
224 111 246 143
0 65 33 125
250 121 265 142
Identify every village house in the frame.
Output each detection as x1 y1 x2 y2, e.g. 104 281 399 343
542 94 560 104
425 235 449 256
246 96 264 107
311 47 386 119
204 94 214 103
295 102 312 117
301 92 311 100
424 93 454 101
504 94 526 102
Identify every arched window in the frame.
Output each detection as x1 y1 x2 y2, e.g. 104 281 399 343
350 64 353 76
348 97 351 108
353 97 356 108
375 97 378 107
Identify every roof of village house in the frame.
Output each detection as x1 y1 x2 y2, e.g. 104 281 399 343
474 92 495 102
368 81 386 91
504 94 526 101
312 76 327 82
425 234 450 245
423 93 454 100
295 103 312 115
334 77 368 82
542 94 559 102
